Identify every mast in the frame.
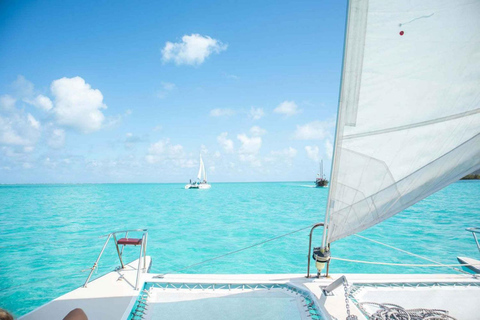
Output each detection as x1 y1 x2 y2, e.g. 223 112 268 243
320 160 323 178
320 0 353 251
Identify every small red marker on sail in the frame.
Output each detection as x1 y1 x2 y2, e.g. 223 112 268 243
399 31 404 36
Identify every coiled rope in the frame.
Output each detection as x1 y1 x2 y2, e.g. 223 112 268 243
359 302 457 320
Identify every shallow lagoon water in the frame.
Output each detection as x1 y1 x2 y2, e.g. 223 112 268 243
0 181 479 316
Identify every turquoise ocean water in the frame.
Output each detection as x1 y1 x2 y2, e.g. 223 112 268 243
1 181 479 317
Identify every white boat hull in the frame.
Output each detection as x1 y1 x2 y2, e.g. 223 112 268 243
22 265 480 320
185 183 211 189
457 256 480 273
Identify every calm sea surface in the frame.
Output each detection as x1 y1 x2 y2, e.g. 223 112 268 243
1 181 479 316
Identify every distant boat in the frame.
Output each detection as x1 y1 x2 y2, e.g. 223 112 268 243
315 160 328 188
185 155 211 189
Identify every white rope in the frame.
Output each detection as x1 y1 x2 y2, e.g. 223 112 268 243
359 302 457 320
352 234 471 274
331 257 480 267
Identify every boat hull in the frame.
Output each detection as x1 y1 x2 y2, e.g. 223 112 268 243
185 183 211 189
315 179 328 187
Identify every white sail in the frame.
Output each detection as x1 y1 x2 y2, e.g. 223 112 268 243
324 0 480 244
197 156 205 181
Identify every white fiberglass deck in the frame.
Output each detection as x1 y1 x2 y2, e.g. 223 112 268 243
20 259 480 320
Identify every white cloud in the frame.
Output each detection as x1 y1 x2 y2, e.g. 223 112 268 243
153 125 162 132
210 108 235 117
48 128 66 149
294 120 334 140
249 107 264 120
27 113 40 129
325 139 333 159
26 94 53 111
0 95 16 112
217 132 234 153
250 126 266 136
237 134 262 166
12 75 34 98
0 103 41 147
305 145 320 162
51 76 107 133
145 139 195 168
157 82 176 99
274 100 300 116
161 34 227 66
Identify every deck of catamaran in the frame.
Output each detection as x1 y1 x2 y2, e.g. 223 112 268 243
20 255 480 320
20 226 480 320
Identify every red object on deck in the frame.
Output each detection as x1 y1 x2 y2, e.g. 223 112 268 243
117 238 143 246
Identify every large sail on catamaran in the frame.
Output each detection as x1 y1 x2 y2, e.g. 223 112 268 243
185 155 211 189
21 1 480 319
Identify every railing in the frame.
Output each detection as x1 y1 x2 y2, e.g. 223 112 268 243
466 227 480 254
306 223 325 278
83 229 148 290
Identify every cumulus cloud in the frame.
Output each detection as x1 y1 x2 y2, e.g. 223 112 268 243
12 75 34 98
237 134 261 154
26 94 53 111
294 120 334 140
274 100 300 116
305 145 320 162
250 126 266 136
217 132 234 153
48 128 66 149
210 108 235 117
0 110 41 146
146 139 195 168
51 77 107 133
27 113 40 129
161 34 227 66
0 95 16 112
237 133 262 166
249 107 264 120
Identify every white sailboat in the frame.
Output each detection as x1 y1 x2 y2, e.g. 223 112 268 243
21 1 480 320
185 155 211 189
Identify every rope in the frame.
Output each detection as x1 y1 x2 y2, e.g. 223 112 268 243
352 234 471 275
359 302 457 320
161 224 315 275
331 257 480 267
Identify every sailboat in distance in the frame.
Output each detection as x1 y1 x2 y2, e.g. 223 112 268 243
315 160 328 187
185 155 211 189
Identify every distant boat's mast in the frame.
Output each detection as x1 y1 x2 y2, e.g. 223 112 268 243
320 160 324 178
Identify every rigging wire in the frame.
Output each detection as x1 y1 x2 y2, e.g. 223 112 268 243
352 234 472 275
331 257 480 268
159 224 315 276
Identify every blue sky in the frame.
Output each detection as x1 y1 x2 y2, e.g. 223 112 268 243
0 0 347 183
